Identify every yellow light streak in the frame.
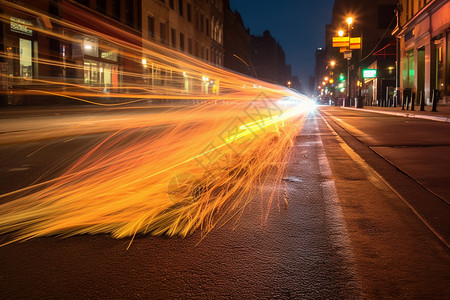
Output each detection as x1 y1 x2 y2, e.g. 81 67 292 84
0 3 313 246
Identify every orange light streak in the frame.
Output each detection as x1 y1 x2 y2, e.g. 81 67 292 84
0 3 314 246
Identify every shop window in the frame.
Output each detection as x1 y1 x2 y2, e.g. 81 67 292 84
402 50 414 88
84 59 115 87
435 40 444 94
100 48 117 62
19 39 32 78
83 37 98 57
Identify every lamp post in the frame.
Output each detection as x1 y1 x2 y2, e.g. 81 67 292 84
346 17 353 101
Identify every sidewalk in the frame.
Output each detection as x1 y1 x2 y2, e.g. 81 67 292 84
343 105 450 123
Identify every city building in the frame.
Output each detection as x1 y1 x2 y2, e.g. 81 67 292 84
141 0 224 64
317 0 397 104
393 0 449 104
249 30 291 85
0 0 142 104
223 0 252 76
140 0 225 93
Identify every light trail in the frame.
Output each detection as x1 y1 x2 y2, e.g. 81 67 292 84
0 2 314 246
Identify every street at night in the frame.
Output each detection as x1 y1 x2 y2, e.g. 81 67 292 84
0 106 449 298
1 0 450 299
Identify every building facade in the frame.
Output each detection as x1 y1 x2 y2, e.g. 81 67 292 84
318 0 397 104
223 0 251 76
142 0 224 65
393 0 449 104
0 0 142 104
249 30 291 85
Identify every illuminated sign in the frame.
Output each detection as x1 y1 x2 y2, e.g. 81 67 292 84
362 69 377 78
10 17 33 36
350 37 361 49
332 37 349 48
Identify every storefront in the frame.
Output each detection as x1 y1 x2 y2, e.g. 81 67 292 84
0 12 42 104
396 0 449 104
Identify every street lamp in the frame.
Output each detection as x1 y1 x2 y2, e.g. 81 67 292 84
346 17 353 26
346 16 353 100
338 30 344 37
330 60 336 67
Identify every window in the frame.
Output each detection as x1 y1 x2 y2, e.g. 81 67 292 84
200 15 204 32
96 0 106 14
148 16 155 39
194 11 198 28
19 38 32 78
188 38 192 54
126 1 134 26
406 0 410 20
160 22 168 44
402 50 414 88
206 18 210 37
187 3 192 22
75 0 89 6
111 0 120 20
170 0 174 9
171 28 176 47
179 0 184 16
180 33 185 51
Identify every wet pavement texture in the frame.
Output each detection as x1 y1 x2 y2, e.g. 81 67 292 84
0 108 449 299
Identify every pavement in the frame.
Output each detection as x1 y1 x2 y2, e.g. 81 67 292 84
342 104 450 122
319 106 450 248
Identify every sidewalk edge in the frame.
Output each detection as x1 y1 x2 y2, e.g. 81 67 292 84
342 107 450 123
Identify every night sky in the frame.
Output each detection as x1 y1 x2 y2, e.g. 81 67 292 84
229 0 335 89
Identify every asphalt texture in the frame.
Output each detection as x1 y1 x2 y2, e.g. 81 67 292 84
0 106 449 299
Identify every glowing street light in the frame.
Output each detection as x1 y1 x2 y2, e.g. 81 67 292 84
346 17 353 25
346 16 354 99
338 30 344 37
324 76 329 81
330 60 336 67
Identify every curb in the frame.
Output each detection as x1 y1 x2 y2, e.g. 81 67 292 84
342 107 450 123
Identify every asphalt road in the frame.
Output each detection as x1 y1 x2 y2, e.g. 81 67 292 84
0 106 449 299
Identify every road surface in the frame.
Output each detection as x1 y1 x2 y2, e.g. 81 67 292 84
0 105 449 299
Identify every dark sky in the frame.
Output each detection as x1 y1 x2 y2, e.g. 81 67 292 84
229 0 335 87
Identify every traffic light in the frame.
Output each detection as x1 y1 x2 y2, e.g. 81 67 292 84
339 74 345 81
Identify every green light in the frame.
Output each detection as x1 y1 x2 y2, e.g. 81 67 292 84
339 74 345 81
362 69 377 78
